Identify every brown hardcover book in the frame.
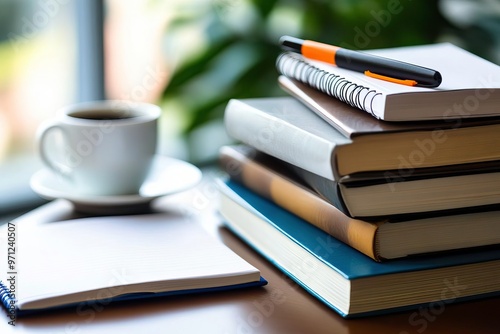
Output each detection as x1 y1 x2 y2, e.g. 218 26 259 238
219 145 500 261
291 161 500 218
278 76 500 176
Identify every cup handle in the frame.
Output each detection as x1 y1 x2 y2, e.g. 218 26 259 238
36 120 73 179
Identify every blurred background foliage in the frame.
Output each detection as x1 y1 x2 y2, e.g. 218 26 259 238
159 0 500 164
0 0 497 217
1 0 498 165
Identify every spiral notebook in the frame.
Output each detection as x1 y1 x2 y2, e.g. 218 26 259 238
276 43 500 121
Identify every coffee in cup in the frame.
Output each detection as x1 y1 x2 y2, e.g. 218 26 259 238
36 100 161 196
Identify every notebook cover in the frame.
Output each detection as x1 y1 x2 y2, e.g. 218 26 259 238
0 275 267 316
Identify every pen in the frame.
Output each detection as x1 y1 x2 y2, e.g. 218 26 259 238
279 35 442 88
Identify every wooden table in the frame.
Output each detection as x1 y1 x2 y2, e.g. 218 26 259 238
1 183 499 334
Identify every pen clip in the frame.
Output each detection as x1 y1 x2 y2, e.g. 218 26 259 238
364 71 418 87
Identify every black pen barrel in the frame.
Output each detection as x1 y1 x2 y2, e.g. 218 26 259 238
335 49 442 87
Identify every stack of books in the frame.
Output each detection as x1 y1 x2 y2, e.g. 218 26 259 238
217 43 500 317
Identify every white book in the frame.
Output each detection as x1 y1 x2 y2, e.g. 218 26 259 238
224 97 349 180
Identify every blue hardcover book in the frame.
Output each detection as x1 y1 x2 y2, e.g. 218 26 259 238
218 180 500 318
0 212 266 317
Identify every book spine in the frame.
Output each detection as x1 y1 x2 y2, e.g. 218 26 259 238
219 146 381 261
287 163 352 215
224 99 338 180
276 52 382 118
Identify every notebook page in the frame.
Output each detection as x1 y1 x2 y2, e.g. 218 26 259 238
2 213 259 309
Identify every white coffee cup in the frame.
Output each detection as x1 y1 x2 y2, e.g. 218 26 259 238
37 100 161 196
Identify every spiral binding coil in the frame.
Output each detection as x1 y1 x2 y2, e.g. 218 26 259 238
0 280 14 309
276 52 382 118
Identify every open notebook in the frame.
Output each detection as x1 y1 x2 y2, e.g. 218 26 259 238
0 211 265 315
277 43 500 121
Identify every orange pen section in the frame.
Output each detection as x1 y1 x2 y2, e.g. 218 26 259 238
302 40 339 65
364 71 418 86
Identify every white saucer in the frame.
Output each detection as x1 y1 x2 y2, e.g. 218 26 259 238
30 155 202 214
